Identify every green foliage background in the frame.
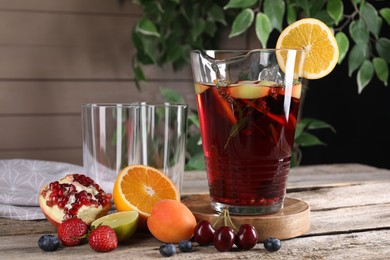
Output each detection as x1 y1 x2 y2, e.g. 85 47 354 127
131 0 389 91
125 0 389 169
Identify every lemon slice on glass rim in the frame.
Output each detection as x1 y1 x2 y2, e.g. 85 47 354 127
276 18 339 80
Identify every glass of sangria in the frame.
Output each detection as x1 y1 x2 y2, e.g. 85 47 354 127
190 49 306 215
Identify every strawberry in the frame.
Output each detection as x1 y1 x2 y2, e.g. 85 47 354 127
57 217 88 246
88 225 118 252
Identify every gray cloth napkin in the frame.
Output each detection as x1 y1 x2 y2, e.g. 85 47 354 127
0 159 84 220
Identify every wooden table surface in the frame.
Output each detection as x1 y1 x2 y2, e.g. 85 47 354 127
1 163 390 259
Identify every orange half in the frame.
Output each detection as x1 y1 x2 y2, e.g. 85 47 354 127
113 164 180 228
276 18 339 79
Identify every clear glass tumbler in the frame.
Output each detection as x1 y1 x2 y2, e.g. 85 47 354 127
136 102 188 194
82 103 139 194
82 102 188 195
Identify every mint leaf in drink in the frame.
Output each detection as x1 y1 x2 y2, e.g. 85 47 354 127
224 117 249 149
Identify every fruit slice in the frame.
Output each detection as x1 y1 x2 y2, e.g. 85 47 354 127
91 211 139 242
195 83 210 94
291 82 302 99
228 81 276 99
276 18 339 79
113 165 180 228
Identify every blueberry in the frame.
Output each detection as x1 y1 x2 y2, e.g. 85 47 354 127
178 240 192 252
264 237 281 252
38 235 60 252
159 243 176 257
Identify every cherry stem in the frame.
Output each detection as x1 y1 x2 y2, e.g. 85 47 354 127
211 208 238 232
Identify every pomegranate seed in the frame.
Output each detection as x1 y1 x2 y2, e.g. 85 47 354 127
69 185 76 193
70 208 78 216
58 201 65 209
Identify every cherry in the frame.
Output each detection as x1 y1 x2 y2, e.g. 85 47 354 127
194 220 215 246
213 226 235 252
235 224 258 250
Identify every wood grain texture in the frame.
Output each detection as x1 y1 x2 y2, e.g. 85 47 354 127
0 0 250 163
0 164 390 259
0 81 196 115
1 230 389 260
1 164 389 259
0 0 199 162
0 0 142 14
183 195 311 241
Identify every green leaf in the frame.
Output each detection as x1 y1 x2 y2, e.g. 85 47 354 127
136 18 160 37
133 64 145 81
255 13 272 48
191 18 206 41
229 8 254 38
140 36 158 64
294 121 306 139
223 0 258 10
186 133 202 155
380 8 390 26
185 152 205 171
208 4 227 25
349 19 369 45
264 0 285 31
326 0 343 25
313 10 334 26
188 113 200 128
295 0 311 16
165 43 183 64
204 20 217 37
358 0 366 13
159 87 185 103
132 58 146 90
376 38 390 64
361 2 380 38
230 118 249 137
376 17 383 38
373 57 389 86
357 60 374 93
286 1 297 25
310 0 326 16
335 32 349 64
348 44 368 76
225 117 249 149
295 132 325 147
300 118 335 131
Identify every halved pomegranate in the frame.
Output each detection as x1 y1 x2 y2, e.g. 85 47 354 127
39 173 112 227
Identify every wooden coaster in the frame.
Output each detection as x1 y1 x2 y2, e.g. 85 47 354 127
182 194 310 241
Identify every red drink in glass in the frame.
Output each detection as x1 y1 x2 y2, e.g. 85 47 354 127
190 49 305 214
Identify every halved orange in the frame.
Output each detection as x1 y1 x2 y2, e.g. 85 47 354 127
113 164 180 228
276 18 339 79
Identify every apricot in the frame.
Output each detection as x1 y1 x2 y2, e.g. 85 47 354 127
147 199 197 243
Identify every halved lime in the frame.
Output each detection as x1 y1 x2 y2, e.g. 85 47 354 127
91 211 139 242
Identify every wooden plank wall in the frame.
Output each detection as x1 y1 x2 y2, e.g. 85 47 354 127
0 0 253 165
